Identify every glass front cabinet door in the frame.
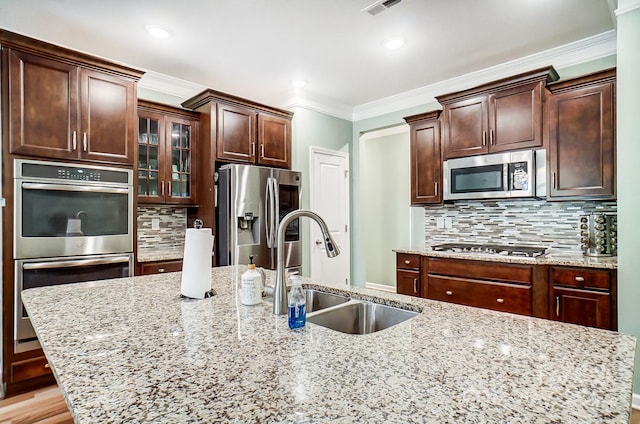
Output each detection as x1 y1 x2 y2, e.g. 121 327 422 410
137 101 198 205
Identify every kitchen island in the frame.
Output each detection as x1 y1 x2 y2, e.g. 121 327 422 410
22 266 635 423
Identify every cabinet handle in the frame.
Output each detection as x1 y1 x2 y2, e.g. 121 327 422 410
158 268 165 273
404 260 411 265
553 172 557 189
445 290 453 296
44 363 50 369
413 278 418 294
161 181 165 196
575 276 585 282
482 131 487 146
490 130 494 145
83 132 87 151
434 182 439 196
261 143 265 158
251 142 256 157
556 296 560 317
72 131 77 150
168 182 171 197
496 298 504 304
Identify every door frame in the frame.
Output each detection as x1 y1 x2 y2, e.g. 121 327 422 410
309 146 350 284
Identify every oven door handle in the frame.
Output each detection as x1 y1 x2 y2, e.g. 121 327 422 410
21 182 130 194
23 255 132 270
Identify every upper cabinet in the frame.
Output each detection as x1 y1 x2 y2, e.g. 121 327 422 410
182 89 293 169
1 30 143 165
547 68 616 200
403 111 442 205
137 101 199 205
436 67 559 159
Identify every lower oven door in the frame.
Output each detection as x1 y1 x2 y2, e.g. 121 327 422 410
15 253 133 353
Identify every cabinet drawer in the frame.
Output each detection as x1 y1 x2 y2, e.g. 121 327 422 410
550 267 610 290
140 260 183 275
428 275 531 316
396 269 421 297
11 356 51 383
396 253 420 270
428 258 532 284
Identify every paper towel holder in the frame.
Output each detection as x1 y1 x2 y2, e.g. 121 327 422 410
180 288 217 300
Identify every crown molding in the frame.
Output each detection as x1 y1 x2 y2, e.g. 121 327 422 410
138 70 207 100
283 95 354 122
616 0 640 15
352 30 617 122
360 123 409 141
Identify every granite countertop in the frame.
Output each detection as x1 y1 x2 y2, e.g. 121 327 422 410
394 247 618 269
22 266 635 423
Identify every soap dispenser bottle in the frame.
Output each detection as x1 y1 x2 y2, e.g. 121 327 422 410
288 276 306 329
240 255 262 305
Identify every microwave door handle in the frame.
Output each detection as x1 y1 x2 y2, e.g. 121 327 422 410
23 255 132 270
21 183 129 195
504 163 510 192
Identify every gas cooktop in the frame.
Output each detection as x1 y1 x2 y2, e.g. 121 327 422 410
431 243 547 258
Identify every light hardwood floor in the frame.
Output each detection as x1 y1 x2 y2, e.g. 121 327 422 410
0 385 639 423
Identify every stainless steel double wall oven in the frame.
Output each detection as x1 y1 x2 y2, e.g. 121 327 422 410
13 159 134 352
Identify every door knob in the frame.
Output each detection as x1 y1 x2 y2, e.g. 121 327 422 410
315 240 322 245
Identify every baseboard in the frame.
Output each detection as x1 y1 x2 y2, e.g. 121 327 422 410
364 282 396 293
633 393 640 410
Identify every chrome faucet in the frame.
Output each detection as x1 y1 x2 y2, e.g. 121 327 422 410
269 209 340 315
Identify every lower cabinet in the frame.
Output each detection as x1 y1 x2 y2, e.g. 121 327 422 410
394 253 616 329
138 260 183 276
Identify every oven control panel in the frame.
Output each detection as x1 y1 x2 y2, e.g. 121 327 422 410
56 168 102 181
15 159 132 185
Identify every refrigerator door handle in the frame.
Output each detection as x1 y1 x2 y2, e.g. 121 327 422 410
265 178 273 248
273 177 280 242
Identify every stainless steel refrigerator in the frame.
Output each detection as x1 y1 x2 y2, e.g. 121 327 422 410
217 164 302 272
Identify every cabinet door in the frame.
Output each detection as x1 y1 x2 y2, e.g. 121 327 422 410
396 269 420 297
551 287 611 330
258 113 291 168
80 69 136 164
442 96 487 159
137 111 165 203
489 82 543 152
548 82 615 199
8 49 79 159
166 116 197 204
216 103 256 163
410 119 442 204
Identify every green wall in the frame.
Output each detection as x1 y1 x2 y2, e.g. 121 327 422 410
290 107 352 277
616 5 640 394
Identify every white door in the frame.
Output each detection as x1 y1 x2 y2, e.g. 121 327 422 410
310 148 350 286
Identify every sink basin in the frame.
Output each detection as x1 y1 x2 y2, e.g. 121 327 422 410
305 289 350 312
307 301 418 334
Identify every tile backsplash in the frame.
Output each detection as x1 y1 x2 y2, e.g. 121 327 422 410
424 200 617 251
137 206 187 250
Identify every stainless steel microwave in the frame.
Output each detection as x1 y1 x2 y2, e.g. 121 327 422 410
443 149 546 201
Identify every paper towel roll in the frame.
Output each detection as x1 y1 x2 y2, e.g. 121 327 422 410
180 227 214 299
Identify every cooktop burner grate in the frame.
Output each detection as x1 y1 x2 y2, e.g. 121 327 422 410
431 243 547 258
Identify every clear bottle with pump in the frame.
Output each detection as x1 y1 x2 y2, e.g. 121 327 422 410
288 276 306 329
240 255 262 305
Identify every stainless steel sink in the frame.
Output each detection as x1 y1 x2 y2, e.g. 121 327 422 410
305 289 350 312
307 301 418 334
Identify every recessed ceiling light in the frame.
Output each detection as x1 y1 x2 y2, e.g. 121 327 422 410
384 38 405 49
291 80 307 88
145 25 170 39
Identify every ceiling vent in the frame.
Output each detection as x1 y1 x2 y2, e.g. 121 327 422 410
362 0 402 16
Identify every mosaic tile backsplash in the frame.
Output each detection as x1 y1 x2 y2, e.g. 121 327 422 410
424 200 617 251
137 206 187 250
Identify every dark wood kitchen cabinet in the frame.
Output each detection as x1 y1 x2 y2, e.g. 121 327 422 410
4 44 141 165
547 68 616 200
426 257 534 316
395 253 421 297
403 111 442 205
137 101 199 205
436 67 559 159
548 266 616 330
138 259 183 275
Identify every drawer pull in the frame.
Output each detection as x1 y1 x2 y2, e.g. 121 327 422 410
556 296 560 317
158 268 165 273
445 290 453 296
404 260 411 265
44 363 50 368
574 276 585 282
496 298 504 304
413 278 418 294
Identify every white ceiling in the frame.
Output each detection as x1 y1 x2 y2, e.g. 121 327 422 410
0 0 616 120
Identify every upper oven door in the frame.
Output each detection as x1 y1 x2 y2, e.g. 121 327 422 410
15 180 133 259
444 153 509 200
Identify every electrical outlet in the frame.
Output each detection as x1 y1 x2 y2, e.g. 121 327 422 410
444 217 453 229
436 217 445 229
152 218 160 230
